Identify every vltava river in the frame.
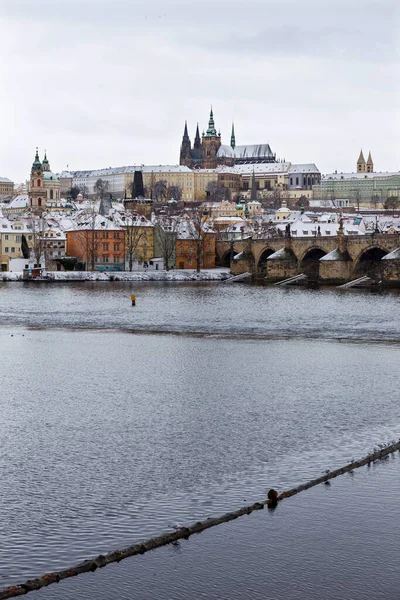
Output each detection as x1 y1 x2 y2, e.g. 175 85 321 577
0 282 399 597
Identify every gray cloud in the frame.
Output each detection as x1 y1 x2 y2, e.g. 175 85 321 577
0 0 399 181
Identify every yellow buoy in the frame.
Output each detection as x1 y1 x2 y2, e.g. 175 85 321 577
130 294 136 306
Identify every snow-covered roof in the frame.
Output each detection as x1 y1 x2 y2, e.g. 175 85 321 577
43 171 60 182
7 195 29 209
382 248 400 260
70 214 123 231
288 164 320 174
68 165 193 178
0 177 13 183
321 171 400 181
217 144 275 160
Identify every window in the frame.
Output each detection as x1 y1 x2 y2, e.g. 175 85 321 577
4 234 8 240
114 244 120 251
37 179 41 187
302 231 309 235
16 235 21 243
11 247 15 252
4 247 9 252
103 243 109 250
103 232 108 239
103 255 109 263
50 189 54 200
296 177 299 186
114 232 120 239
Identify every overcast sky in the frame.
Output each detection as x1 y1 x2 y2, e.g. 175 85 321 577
1 0 399 182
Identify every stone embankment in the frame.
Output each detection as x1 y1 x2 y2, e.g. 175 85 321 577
1 440 399 599
1 269 231 283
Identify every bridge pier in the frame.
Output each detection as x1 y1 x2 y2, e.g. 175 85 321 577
265 239 297 282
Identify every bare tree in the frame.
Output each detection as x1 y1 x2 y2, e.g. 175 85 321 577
371 194 380 210
123 211 147 271
94 178 109 200
76 209 102 270
27 214 47 266
206 181 230 202
154 213 179 271
384 196 400 214
183 207 214 272
167 185 182 202
154 180 168 202
70 186 81 200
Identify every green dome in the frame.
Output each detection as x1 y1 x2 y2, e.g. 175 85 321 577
235 204 243 210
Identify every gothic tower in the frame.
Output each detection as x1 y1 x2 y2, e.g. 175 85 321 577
367 151 374 173
230 123 236 150
357 149 366 173
201 108 221 169
29 148 45 210
179 121 192 167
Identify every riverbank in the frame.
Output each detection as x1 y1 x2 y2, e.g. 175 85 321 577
1 268 231 282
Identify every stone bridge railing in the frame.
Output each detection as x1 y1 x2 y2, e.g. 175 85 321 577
216 233 400 285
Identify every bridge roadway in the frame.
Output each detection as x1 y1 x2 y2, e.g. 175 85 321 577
216 233 400 284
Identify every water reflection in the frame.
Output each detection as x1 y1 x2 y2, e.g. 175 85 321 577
0 283 399 591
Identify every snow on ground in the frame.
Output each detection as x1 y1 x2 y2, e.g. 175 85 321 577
1 269 231 282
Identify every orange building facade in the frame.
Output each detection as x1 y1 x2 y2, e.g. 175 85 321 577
175 233 216 270
66 228 126 270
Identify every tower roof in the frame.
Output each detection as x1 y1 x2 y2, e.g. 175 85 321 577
367 151 373 164
357 149 366 164
250 169 257 201
42 150 49 164
32 147 42 170
205 107 218 137
183 121 189 140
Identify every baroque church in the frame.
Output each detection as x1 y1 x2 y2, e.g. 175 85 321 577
29 148 60 209
179 108 277 169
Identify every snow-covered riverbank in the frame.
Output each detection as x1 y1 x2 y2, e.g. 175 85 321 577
1 269 231 282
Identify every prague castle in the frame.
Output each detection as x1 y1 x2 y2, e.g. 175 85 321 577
179 108 277 169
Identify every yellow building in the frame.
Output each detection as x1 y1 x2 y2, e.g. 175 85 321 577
0 177 14 197
125 166 195 202
193 169 218 201
0 223 31 271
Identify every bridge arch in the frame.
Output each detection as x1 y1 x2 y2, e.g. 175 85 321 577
257 247 276 276
220 250 232 268
299 246 327 280
354 245 389 280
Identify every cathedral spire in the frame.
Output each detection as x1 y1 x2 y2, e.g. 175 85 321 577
180 120 192 165
194 123 201 149
205 107 217 137
183 120 189 140
230 123 236 149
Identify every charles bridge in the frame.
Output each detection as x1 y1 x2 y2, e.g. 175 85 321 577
216 232 400 284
